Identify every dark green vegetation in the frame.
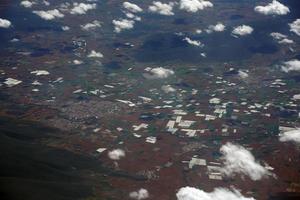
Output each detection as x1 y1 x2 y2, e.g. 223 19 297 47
0 117 102 200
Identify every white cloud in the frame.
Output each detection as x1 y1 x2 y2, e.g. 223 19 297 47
254 0 289 16
278 38 294 44
81 20 101 31
176 187 255 200
33 9 64 20
195 29 202 34
183 37 202 47
238 70 249 79
108 149 125 160
232 25 253 36
62 26 70 31
59 2 71 11
129 188 149 200
289 19 300 36
211 23 225 32
270 32 287 40
88 50 103 58
207 23 225 33
161 85 176 93
4 78 22 87
270 32 294 44
112 19 135 33
0 18 11 28
220 142 271 181
281 59 300 72
125 12 141 21
126 12 135 18
30 70 50 76
73 60 83 65
292 94 300 100
144 67 175 79
43 0 50 6
20 1 34 8
179 0 213 13
123 2 143 13
31 80 42 86
10 38 19 42
70 3 97 15
149 1 174 16
279 128 300 144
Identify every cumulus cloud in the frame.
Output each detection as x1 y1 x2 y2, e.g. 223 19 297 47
179 0 213 13
255 0 289 16
149 1 174 16
59 2 71 11
183 37 202 47
70 3 97 15
4 78 22 87
289 19 300 36
113 19 135 33
270 32 293 44
73 59 83 65
31 70 50 76
220 142 271 181
281 59 300 72
123 2 143 13
238 70 249 79
20 1 35 8
0 18 11 28
195 29 202 34
279 129 300 144
43 0 50 6
278 38 294 44
62 26 70 31
144 67 175 79
161 85 176 93
88 50 103 58
125 12 141 21
129 188 149 200
81 20 101 31
33 9 64 20
108 149 125 160
176 187 255 200
232 25 253 36
270 32 287 40
206 23 225 33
